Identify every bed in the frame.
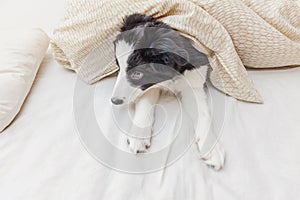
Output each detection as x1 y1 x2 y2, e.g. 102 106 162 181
1 0 300 199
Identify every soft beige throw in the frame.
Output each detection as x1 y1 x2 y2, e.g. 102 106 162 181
51 0 300 103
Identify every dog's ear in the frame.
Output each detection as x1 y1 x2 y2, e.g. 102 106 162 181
196 51 209 66
145 28 209 68
182 37 209 67
160 44 209 72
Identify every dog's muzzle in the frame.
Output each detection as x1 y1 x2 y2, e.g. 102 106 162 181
111 97 124 105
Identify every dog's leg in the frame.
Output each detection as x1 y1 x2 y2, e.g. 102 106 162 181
193 89 225 171
127 88 160 153
181 67 225 170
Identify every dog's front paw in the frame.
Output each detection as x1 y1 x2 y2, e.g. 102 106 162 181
127 124 152 154
127 137 151 154
200 143 225 171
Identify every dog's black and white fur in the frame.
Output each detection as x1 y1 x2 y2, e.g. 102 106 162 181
111 14 225 170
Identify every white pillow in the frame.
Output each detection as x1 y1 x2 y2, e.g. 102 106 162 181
0 28 49 132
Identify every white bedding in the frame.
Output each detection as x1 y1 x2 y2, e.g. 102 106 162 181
1 1 300 199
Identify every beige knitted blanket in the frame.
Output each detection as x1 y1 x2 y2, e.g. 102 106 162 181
51 0 300 103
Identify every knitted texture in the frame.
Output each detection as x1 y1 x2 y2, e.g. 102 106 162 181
51 0 300 103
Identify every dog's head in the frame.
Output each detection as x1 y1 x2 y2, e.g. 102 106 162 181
111 14 209 105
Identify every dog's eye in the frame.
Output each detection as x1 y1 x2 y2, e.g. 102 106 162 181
130 71 144 80
162 56 170 65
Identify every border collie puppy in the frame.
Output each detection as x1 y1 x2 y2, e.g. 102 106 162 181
111 14 225 170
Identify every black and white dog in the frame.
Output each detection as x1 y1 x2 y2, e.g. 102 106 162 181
111 14 225 170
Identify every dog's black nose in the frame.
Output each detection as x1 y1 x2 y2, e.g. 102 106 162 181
111 97 124 105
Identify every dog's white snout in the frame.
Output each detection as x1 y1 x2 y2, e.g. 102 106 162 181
111 97 124 105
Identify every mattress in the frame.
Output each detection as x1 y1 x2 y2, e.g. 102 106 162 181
1 0 300 199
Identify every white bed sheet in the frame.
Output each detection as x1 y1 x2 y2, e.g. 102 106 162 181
1 1 300 199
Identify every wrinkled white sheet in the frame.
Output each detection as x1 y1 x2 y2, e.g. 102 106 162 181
1 0 300 199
